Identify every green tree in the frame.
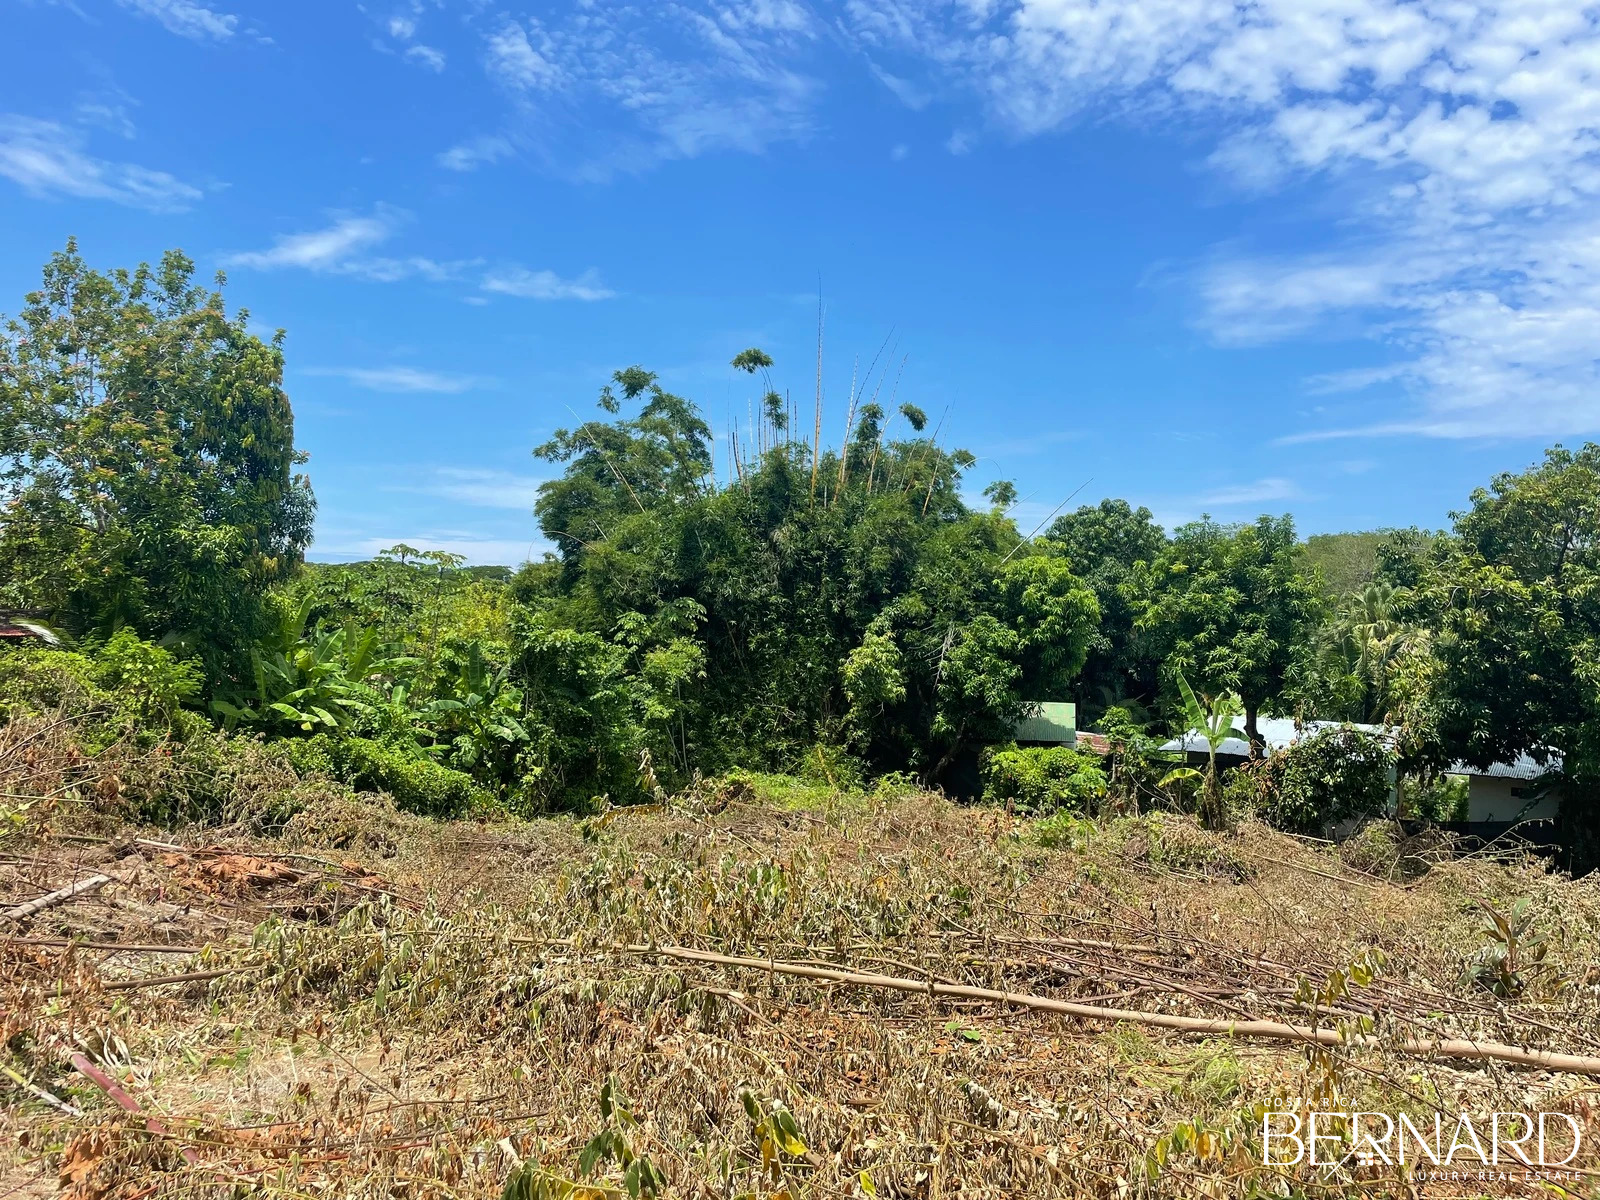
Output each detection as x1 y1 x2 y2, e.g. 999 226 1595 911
1301 531 1386 598
1409 445 1600 865
1128 515 1324 751
1319 581 1413 723
0 242 314 680
1043 499 1166 722
523 355 1098 793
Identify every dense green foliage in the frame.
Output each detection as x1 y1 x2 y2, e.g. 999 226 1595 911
1127 515 1324 747
525 364 1099 793
1301 531 1385 597
1042 499 1165 723
1234 726 1396 836
980 745 1107 814
0 242 314 681
5 245 1600 866
1391 445 1600 863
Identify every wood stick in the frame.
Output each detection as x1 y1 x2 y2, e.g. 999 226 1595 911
615 943 1600 1078
4 937 205 954
101 967 242 992
1 874 111 924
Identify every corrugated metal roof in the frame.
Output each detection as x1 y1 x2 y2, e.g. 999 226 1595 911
1159 717 1389 758
1013 701 1076 744
1158 719 1560 782
1075 732 1111 755
1447 753 1562 781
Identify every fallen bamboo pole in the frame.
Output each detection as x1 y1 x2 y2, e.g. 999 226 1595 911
1 874 111 924
102 967 240 992
618 942 1600 1078
3 937 206 955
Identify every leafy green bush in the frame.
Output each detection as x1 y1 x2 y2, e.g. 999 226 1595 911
89 628 203 720
981 745 1107 815
0 646 100 719
285 734 490 818
1249 726 1396 835
1403 772 1469 823
0 633 201 737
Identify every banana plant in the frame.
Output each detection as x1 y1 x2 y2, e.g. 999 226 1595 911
1158 670 1243 831
424 639 530 781
214 595 418 732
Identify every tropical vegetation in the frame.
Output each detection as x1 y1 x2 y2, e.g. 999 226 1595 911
3 243 1598 869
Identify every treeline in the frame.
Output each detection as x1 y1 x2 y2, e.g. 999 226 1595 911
1 246 1595 867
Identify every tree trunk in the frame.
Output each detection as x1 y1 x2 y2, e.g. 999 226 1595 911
1244 706 1263 760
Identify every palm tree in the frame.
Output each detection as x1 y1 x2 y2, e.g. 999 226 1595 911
1326 582 1412 722
1160 671 1244 831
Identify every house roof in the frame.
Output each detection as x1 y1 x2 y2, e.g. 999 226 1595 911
1075 731 1111 756
1159 718 1561 782
1447 753 1563 781
1159 717 1389 759
0 621 59 645
1013 701 1076 744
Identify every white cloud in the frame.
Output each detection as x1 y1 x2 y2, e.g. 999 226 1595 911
222 208 477 283
476 7 819 176
869 62 930 110
437 134 513 172
846 0 1600 439
416 467 545 509
486 20 563 91
481 265 614 301
406 44 446 71
0 115 201 211
301 366 484 393
224 211 395 271
115 0 237 40
1194 477 1300 508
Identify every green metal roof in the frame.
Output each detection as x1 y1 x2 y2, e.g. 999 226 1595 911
1013 701 1076 745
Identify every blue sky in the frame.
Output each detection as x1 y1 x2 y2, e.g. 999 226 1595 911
4 0 1598 564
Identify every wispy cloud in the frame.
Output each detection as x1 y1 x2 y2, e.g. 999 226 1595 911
846 1 1600 440
437 134 513 172
115 0 237 41
414 467 544 510
481 266 614 301
486 19 563 90
371 2 445 71
405 44 446 71
314 533 544 567
1194 477 1300 509
222 208 476 282
301 366 486 394
0 114 201 211
473 6 819 178
224 211 394 271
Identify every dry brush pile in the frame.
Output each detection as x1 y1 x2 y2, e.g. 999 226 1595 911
3 751 1600 1198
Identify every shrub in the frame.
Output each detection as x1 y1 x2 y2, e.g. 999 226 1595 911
1403 772 1470 823
0 634 201 722
1093 708 1172 812
89 628 203 721
981 745 1107 815
1251 726 1396 836
285 733 490 818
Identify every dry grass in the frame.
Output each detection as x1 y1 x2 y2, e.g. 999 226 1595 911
3 763 1600 1198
